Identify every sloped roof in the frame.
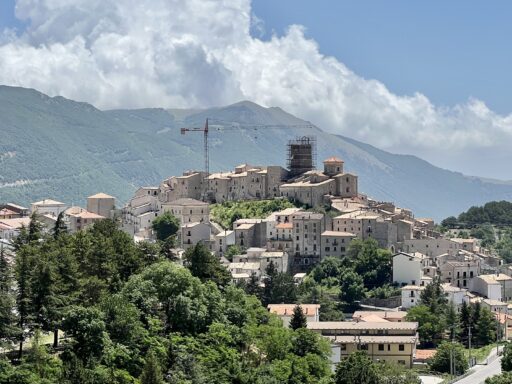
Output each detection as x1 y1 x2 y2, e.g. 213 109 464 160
88 192 115 199
323 156 344 163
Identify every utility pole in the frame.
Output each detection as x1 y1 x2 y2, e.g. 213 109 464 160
468 325 472 367
497 307 501 355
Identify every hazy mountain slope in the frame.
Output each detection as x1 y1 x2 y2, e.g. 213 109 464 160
1 85 511 220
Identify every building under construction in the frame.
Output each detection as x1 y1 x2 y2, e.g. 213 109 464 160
287 136 316 178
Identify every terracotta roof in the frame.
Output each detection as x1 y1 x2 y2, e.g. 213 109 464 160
307 321 418 331
327 335 417 344
415 349 437 360
323 156 344 163
267 304 320 316
353 311 408 320
88 192 115 199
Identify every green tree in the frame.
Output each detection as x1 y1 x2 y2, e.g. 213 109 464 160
446 303 460 341
501 342 512 372
14 245 37 358
419 277 447 314
183 242 231 287
352 239 392 289
61 305 108 363
140 351 163 384
338 269 365 304
429 341 468 375
476 307 497 346
406 305 445 347
458 300 473 347
333 351 379 384
53 211 68 239
486 372 512 384
0 246 18 348
152 212 180 241
28 212 43 243
441 216 458 228
289 305 307 330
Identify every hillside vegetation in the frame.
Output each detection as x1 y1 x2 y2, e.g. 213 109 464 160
210 199 296 229
3 86 512 219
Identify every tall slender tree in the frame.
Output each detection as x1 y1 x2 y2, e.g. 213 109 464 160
289 305 307 330
0 246 19 348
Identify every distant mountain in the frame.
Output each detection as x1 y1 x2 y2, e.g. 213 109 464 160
1 85 511 220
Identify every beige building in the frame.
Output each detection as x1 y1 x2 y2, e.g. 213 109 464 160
291 212 325 270
438 259 480 289
307 321 418 368
401 238 460 257
352 311 408 323
181 222 211 250
268 304 320 327
233 219 267 249
161 198 209 225
64 206 105 233
321 231 356 259
87 193 115 219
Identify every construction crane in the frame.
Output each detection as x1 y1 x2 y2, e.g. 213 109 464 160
180 118 315 199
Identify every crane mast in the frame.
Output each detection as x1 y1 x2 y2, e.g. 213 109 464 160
180 118 315 202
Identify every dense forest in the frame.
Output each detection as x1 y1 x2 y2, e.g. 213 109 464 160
441 200 512 263
0 215 424 383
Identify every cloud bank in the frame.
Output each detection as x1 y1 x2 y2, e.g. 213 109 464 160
1 0 512 177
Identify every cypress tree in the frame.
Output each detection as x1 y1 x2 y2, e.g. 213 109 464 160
53 211 68 239
0 246 19 348
290 304 308 330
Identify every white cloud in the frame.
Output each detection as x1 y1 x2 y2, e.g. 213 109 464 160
1 0 512 177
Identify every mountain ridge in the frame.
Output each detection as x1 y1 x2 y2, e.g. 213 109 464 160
1 85 511 220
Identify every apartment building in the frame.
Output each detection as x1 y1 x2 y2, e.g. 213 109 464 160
181 222 211 250
291 212 325 270
392 252 429 286
320 231 356 259
307 321 418 368
161 197 209 224
401 285 426 309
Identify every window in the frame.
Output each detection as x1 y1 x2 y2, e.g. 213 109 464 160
398 360 406 365
360 344 368 351
340 344 346 351
325 247 330 252
398 344 405 351
470 271 474 277
378 344 384 351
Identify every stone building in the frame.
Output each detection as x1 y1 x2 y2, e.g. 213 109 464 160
87 192 115 219
161 198 209 225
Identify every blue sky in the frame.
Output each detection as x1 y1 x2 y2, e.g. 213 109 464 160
3 0 510 113
252 1 512 114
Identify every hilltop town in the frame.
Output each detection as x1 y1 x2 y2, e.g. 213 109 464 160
1 137 510 378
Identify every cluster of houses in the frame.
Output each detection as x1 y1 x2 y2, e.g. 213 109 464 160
2 154 511 369
0 193 116 243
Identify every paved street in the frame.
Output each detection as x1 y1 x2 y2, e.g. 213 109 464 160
455 347 502 384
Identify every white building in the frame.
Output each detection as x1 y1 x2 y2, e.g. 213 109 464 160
401 285 426 309
30 199 67 217
181 222 211 250
392 252 428 286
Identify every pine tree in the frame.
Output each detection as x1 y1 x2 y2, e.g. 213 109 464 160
289 304 308 330
28 212 43 243
53 212 68 239
459 301 473 347
446 303 460 341
419 277 447 314
476 307 497 346
140 351 164 384
15 245 36 358
0 246 19 348
262 261 278 306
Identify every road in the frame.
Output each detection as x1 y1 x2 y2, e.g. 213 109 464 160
455 347 502 384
